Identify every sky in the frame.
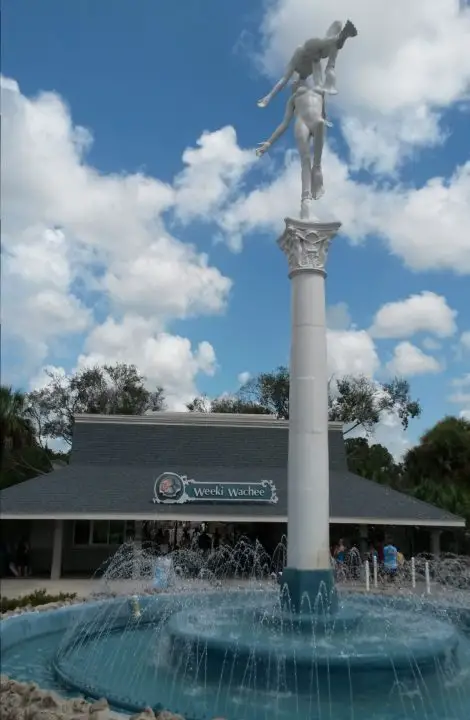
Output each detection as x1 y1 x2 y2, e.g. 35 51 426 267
2 0 470 459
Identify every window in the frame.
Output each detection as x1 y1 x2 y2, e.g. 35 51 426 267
73 520 135 546
92 521 110 545
73 520 91 546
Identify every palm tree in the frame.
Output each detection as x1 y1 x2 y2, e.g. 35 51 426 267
0 386 35 469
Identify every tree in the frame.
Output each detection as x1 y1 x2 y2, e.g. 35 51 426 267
239 367 421 434
345 437 402 485
27 363 166 447
329 376 421 435
0 386 57 489
0 386 35 470
403 416 470 488
240 367 290 419
187 395 267 414
400 416 470 525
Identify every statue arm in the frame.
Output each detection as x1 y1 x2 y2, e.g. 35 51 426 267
256 97 295 156
257 51 299 108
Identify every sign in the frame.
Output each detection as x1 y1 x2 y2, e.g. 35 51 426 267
152 472 278 505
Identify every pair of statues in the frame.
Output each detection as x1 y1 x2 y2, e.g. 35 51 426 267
256 20 357 219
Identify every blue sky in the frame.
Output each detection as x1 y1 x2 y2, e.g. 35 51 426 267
2 0 470 457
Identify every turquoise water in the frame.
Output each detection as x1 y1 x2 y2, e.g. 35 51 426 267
2 595 470 720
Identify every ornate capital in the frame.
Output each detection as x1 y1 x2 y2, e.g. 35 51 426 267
277 217 341 276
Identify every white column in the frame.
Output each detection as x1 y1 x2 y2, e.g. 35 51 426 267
50 520 64 580
278 217 341 571
359 524 368 557
430 529 441 557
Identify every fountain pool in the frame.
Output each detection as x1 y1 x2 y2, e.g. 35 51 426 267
2 546 470 719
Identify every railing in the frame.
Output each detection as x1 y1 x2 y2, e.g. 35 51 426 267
337 553 470 595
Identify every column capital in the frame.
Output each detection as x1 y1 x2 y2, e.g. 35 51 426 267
278 217 341 276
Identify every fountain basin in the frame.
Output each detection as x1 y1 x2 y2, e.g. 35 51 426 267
167 602 460 693
2 591 470 720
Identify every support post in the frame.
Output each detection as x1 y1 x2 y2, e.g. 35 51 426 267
50 519 64 581
278 217 341 614
359 524 368 558
430 529 441 558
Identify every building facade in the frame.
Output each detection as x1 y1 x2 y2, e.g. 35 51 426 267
0 413 465 578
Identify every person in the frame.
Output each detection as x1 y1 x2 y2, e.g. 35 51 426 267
257 20 358 107
16 537 31 577
368 543 379 564
213 528 221 551
198 528 212 556
383 538 398 582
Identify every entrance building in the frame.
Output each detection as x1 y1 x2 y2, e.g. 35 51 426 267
0 413 465 578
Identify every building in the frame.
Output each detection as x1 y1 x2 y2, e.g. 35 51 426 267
0 412 465 579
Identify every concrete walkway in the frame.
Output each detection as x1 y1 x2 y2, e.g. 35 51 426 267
0 576 444 600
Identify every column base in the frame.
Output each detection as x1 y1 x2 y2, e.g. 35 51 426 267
280 567 338 615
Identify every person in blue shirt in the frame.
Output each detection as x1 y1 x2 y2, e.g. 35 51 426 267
383 539 398 581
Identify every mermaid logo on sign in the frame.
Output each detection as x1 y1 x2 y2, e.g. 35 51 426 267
153 472 186 504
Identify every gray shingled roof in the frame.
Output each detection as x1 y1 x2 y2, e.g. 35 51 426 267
0 413 464 527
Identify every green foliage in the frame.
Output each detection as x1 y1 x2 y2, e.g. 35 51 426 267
187 395 268 414
330 375 421 434
400 416 470 524
0 386 36 467
27 363 165 446
0 589 77 614
0 445 54 490
403 416 470 487
345 437 402 484
189 369 421 439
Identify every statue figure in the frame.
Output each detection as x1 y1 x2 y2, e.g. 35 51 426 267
257 20 357 107
255 20 357 219
256 78 326 218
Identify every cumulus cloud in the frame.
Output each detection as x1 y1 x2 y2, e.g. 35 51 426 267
386 341 442 377
448 373 470 420
369 292 458 339
460 331 470 352
237 371 252 386
256 0 470 172
1 75 232 406
219 152 470 273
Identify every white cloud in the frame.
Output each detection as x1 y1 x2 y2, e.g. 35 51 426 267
347 409 412 461
326 302 352 331
257 0 470 172
448 373 470 419
386 341 442 376
219 149 470 273
327 329 380 378
422 337 442 351
369 292 457 339
174 127 255 222
460 331 470 351
77 315 217 411
1 75 234 406
237 371 251 386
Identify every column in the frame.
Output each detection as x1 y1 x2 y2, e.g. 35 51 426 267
359 524 369 558
430 529 441 558
50 519 64 581
278 217 341 614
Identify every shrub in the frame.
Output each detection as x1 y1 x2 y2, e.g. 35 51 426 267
0 588 77 614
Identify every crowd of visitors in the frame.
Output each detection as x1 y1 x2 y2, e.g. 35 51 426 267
332 537 405 581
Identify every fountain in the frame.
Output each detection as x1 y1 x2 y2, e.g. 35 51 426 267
2 18 470 720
